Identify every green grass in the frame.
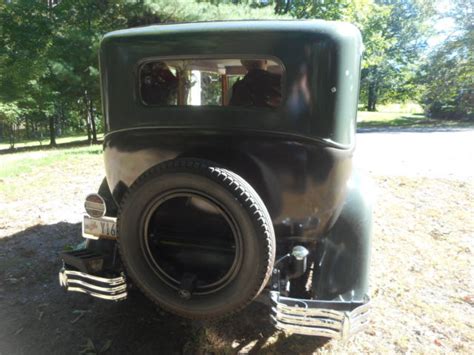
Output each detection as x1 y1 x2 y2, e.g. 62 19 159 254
0 145 103 179
357 111 474 129
1 111 472 161
0 133 104 151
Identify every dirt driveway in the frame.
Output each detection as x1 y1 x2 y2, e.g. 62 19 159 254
0 128 473 354
355 128 474 179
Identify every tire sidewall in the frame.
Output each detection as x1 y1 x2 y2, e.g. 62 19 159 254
119 169 271 318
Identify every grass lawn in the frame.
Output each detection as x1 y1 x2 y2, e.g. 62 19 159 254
0 133 104 151
0 144 104 203
357 111 473 129
1 111 472 154
0 144 102 178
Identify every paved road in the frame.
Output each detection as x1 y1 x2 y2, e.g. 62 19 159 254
354 128 474 180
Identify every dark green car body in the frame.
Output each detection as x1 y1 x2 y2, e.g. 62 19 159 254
100 21 361 145
60 20 372 339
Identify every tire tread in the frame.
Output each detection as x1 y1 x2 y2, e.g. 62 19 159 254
117 158 275 320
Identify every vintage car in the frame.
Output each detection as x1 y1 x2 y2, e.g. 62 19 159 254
59 20 372 339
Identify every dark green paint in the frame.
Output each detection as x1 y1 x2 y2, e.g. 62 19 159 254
312 171 373 300
99 20 362 147
99 21 370 302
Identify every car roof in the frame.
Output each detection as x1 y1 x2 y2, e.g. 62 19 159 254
103 20 359 42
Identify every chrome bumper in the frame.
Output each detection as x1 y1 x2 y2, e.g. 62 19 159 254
59 267 127 301
270 291 370 339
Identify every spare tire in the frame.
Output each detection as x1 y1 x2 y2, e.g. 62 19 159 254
117 158 275 319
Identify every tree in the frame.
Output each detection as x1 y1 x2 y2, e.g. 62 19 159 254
273 0 352 19
0 1 53 102
0 0 62 146
0 0 445 147
260 0 434 111
144 0 287 22
358 0 434 111
47 0 130 143
418 0 474 119
0 101 23 149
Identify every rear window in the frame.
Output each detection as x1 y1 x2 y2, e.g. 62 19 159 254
139 58 284 108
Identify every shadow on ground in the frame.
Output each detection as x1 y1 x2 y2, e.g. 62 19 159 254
0 223 328 354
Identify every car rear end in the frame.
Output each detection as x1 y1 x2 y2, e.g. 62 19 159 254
59 20 371 340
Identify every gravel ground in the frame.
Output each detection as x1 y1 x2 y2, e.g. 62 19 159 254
355 128 474 179
0 130 473 354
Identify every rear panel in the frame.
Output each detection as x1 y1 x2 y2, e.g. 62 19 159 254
104 128 353 240
100 21 362 240
99 21 362 147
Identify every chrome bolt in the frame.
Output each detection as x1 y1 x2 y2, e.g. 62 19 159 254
291 245 309 261
178 289 191 300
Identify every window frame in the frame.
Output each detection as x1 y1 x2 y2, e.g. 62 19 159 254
136 55 286 109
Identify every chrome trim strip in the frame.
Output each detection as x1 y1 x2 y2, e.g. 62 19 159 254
272 309 342 330
350 301 370 317
271 316 341 337
61 269 125 285
66 286 127 301
82 233 100 240
59 268 127 301
65 279 127 293
270 291 370 339
275 302 345 320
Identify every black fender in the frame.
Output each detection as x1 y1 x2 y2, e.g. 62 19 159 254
312 171 373 301
176 149 283 218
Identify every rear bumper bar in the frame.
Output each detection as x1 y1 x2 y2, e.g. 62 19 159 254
59 247 367 337
58 266 368 337
270 291 370 339
59 266 127 301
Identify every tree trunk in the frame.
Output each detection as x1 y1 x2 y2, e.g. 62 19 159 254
25 117 30 139
86 119 92 143
89 98 98 143
367 81 377 112
84 94 92 143
9 123 15 149
49 116 57 146
57 103 64 138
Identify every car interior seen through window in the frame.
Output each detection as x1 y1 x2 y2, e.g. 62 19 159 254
139 58 283 108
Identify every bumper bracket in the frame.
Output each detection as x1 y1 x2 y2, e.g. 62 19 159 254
59 267 127 301
59 249 127 301
270 291 370 339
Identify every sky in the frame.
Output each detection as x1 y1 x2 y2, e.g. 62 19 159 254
426 0 457 48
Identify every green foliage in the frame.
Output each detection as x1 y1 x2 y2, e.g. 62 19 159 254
144 0 288 21
0 101 24 148
272 0 352 19
0 0 466 149
0 2 50 104
357 0 435 110
418 0 473 119
257 0 435 111
0 0 134 147
0 102 22 124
